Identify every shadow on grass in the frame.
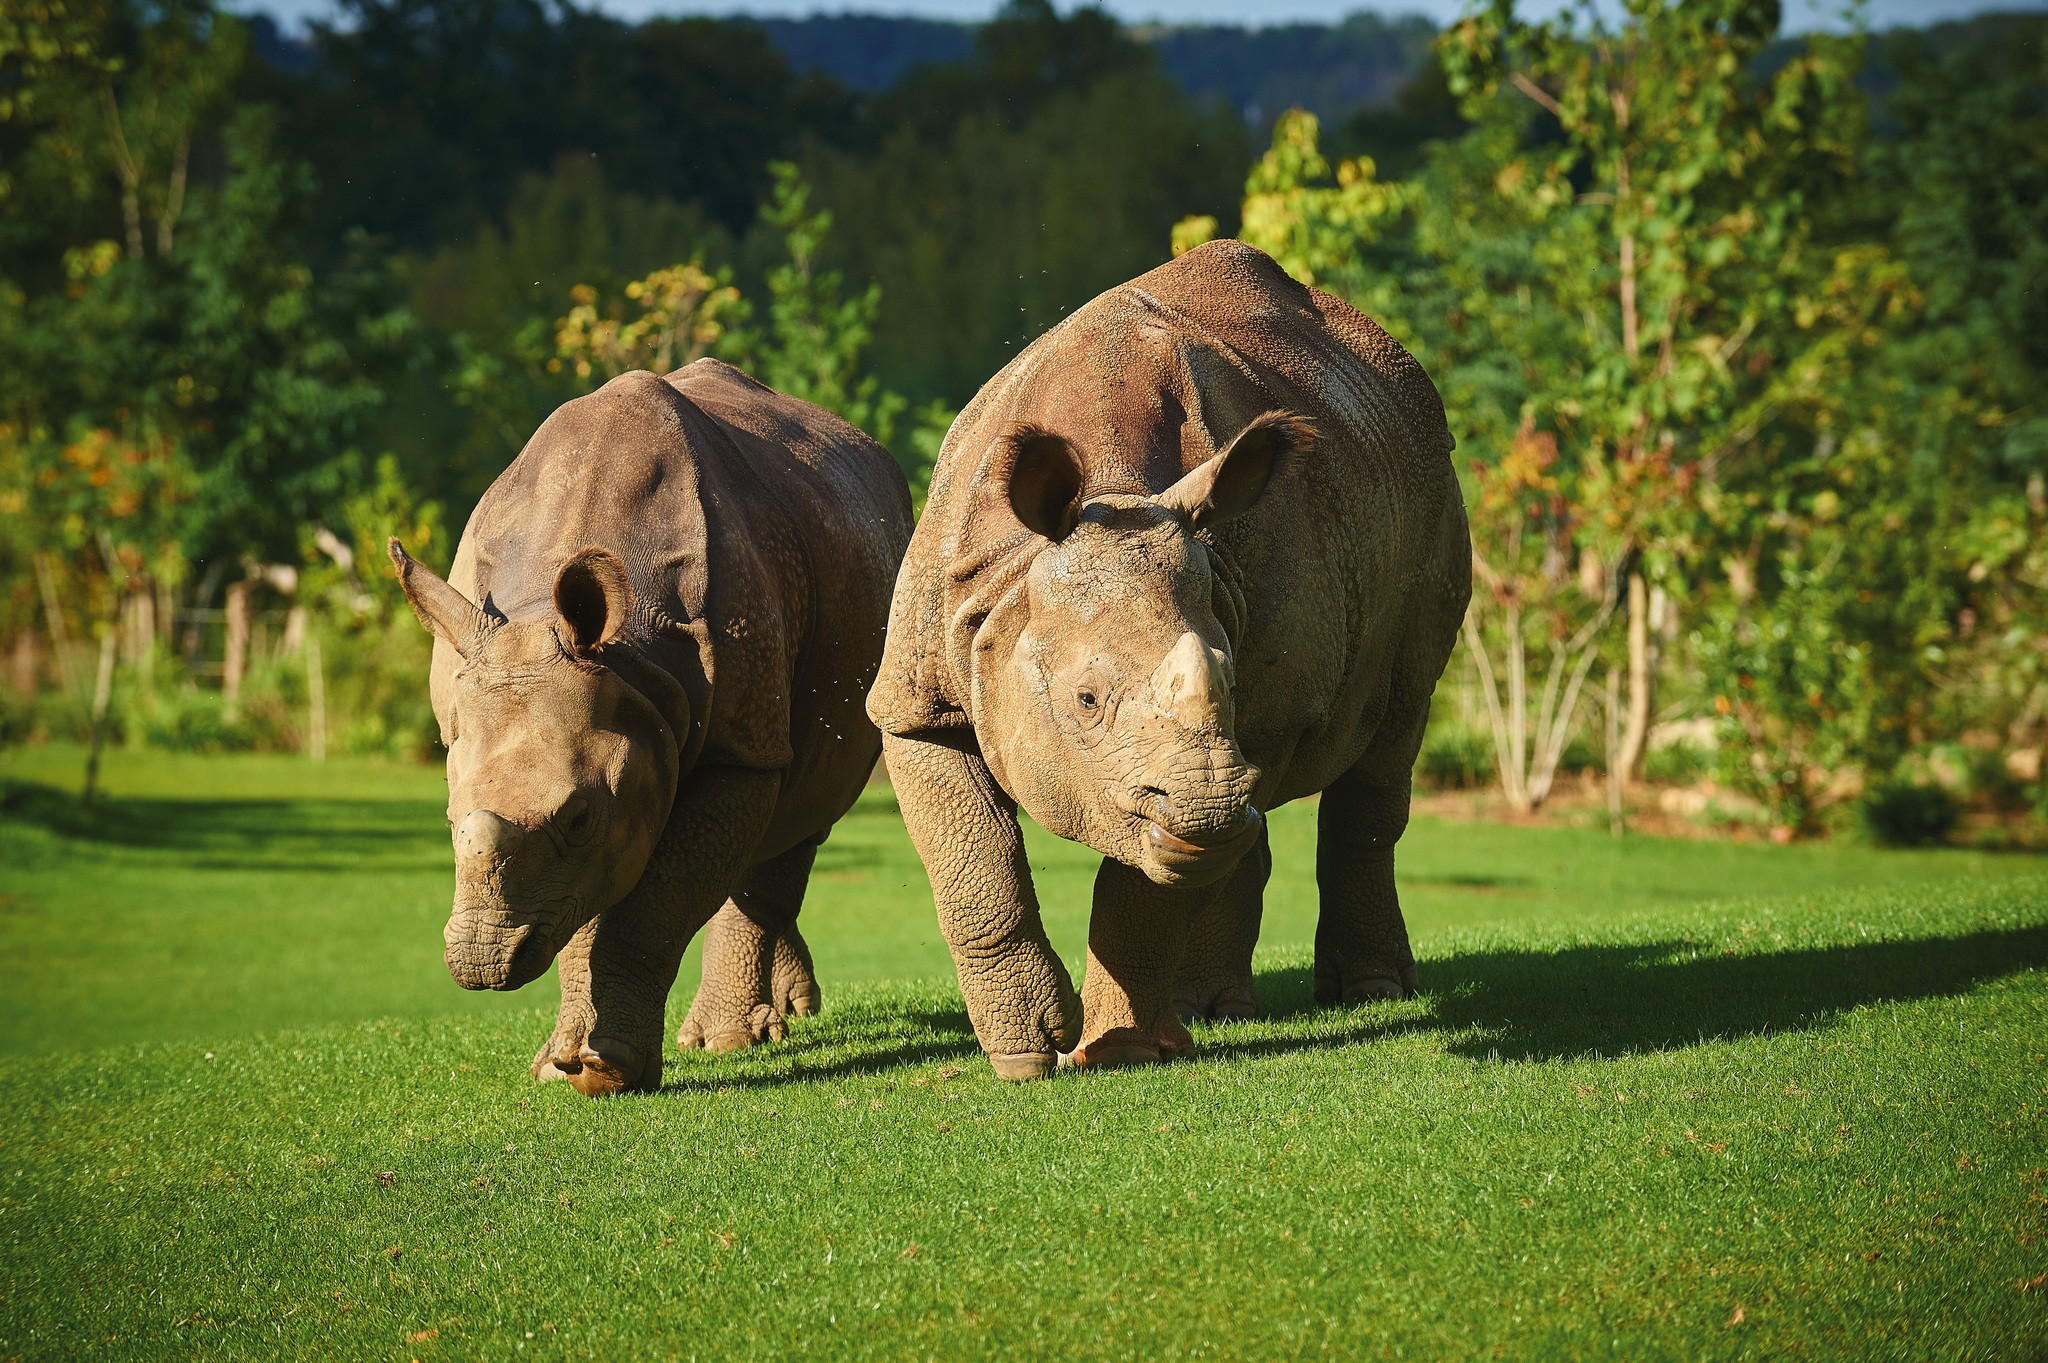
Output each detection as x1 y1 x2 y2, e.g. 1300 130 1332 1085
657 922 2048 1091
1230 924 2048 1063
0 778 446 873
660 1002 980 1094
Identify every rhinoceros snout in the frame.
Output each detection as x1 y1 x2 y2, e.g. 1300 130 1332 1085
445 920 555 991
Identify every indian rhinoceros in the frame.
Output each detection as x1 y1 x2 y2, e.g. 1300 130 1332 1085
389 358 911 1096
867 239 1471 1080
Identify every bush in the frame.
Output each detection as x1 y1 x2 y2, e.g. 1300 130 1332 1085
1418 723 1495 789
1644 739 1711 785
0 689 34 749
1557 736 1600 775
128 686 255 753
1859 780 1959 847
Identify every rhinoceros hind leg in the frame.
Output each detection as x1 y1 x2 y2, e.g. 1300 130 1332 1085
677 838 819 1054
1173 824 1269 1023
1314 766 1420 1006
1071 857 1215 1067
770 920 822 1018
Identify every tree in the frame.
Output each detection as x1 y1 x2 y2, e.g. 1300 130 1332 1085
1 0 421 730
1435 0 1871 782
547 164 950 487
272 0 852 254
721 162 906 447
1184 1 1878 812
1690 13 2048 828
805 0 1248 408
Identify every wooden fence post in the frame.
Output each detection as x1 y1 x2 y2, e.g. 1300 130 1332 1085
82 629 118 803
222 579 250 722
1605 665 1625 839
306 631 326 763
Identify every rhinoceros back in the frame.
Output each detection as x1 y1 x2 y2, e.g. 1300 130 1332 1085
450 359 911 849
870 238 1467 804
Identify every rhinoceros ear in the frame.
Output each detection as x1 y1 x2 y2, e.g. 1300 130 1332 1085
1000 425 1085 542
554 547 634 655
1159 411 1315 529
388 538 494 659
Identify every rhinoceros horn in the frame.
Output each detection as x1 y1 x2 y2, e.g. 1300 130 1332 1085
388 538 496 659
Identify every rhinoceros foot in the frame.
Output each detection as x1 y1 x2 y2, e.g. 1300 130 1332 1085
528 1026 659 1095
770 924 823 1019
1173 976 1259 1025
561 1036 658 1097
988 1051 1057 1081
676 999 787 1054
1059 1014 1195 1071
1313 957 1418 1007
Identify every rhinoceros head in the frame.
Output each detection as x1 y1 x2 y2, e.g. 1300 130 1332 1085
974 411 1313 887
389 540 681 991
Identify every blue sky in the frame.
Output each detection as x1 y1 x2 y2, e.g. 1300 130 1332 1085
241 0 2046 33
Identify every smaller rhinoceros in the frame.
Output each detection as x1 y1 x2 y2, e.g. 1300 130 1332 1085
868 239 1471 1079
391 359 911 1096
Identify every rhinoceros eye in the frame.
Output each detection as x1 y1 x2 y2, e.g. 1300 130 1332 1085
557 794 596 845
1076 688 1099 710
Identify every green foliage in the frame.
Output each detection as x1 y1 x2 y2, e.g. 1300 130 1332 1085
1859 780 1960 847
1209 2 2045 827
5 0 2046 819
124 674 252 752
1417 721 1495 789
0 687 32 750
721 163 906 446
1642 738 1710 785
301 453 447 760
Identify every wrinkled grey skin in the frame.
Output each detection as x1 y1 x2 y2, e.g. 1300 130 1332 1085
869 240 1471 1078
394 359 910 1095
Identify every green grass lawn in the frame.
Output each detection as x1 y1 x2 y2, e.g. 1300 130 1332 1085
3 743 2045 1359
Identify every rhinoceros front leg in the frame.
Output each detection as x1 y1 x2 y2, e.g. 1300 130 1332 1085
1173 822 1269 1023
676 836 821 1053
543 766 781 1097
1314 767 1418 1005
884 730 1080 1081
532 918 598 1082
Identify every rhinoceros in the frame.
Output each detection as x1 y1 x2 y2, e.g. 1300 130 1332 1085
390 359 911 1096
867 239 1471 1079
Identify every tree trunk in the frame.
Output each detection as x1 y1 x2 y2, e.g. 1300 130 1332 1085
8 631 40 696
1617 570 1654 781
33 554 79 696
123 582 155 696
222 580 251 722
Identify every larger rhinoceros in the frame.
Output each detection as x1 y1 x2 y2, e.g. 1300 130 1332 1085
390 359 911 1096
868 239 1471 1079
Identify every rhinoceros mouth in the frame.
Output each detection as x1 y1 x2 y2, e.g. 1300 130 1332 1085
1139 804 1263 885
446 919 560 991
